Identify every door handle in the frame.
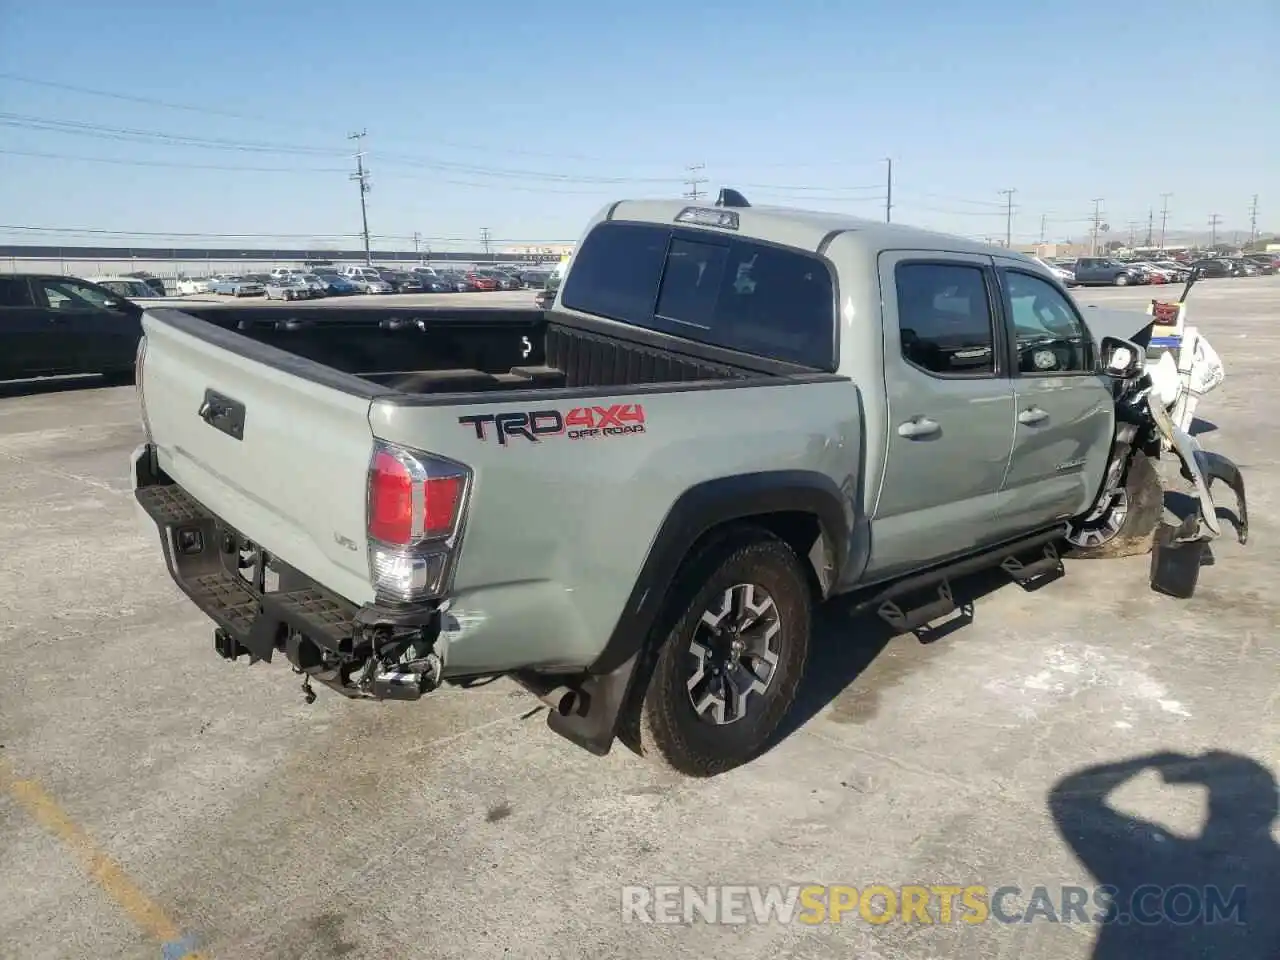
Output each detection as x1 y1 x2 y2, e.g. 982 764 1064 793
897 417 941 439
1018 407 1049 426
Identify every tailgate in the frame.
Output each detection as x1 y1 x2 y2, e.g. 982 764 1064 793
140 309 381 604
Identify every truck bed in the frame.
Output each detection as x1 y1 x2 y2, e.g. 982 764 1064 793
164 305 760 395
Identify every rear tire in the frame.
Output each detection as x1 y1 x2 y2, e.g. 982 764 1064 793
627 529 812 777
1065 451 1163 559
1114 273 1130 287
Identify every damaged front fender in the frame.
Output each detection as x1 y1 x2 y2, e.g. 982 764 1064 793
1145 397 1248 599
1149 397 1249 545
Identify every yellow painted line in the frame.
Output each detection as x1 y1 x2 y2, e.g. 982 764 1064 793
0 757 208 959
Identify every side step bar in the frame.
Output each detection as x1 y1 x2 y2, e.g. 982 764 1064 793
864 526 1067 633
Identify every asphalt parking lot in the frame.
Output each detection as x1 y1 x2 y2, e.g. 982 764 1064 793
1 280 1277 960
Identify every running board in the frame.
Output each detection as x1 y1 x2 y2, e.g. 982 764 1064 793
859 525 1068 631
877 581 956 632
1000 542 1063 584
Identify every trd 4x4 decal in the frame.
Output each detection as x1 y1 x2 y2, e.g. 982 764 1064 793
458 404 646 445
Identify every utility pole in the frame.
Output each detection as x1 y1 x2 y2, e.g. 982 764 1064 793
1208 213 1222 248
684 163 707 201
1126 220 1138 248
1249 194 1259 244
1159 193 1172 250
479 227 491 258
998 188 1016 247
1146 208 1154 248
884 158 893 223
1039 214 1047 245
1089 199 1104 255
348 130 371 264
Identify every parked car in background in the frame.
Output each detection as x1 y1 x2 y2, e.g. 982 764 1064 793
1129 263 1170 284
1033 257 1077 287
338 265 384 285
122 271 168 296
1153 261 1192 282
175 277 212 295
1226 258 1262 277
0 273 143 381
1188 259 1234 279
209 276 266 297
264 276 316 301
1072 257 1146 286
464 271 500 291
378 270 424 293
351 276 394 294
417 274 455 293
312 274 359 296
1244 253 1279 273
438 272 475 292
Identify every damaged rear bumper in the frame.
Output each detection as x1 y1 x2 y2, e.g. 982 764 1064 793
132 443 444 701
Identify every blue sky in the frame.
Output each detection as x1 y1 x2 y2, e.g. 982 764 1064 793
0 0 1276 250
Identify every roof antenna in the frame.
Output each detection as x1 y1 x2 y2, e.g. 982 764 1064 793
716 188 750 209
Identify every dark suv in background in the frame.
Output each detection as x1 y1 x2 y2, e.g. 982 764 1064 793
1072 257 1147 286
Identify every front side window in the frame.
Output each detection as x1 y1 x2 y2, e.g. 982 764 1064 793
894 262 996 375
1003 270 1092 374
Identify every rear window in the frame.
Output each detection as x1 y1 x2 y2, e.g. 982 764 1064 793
560 220 835 369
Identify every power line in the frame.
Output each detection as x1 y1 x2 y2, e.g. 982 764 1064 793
0 223 551 243
1089 199 1105 255
684 163 708 201
998 188 1016 246
884 158 893 223
0 71 268 122
348 131 372 264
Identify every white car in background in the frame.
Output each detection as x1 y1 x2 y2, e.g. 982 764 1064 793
1034 257 1078 287
175 277 212 295
87 277 218 306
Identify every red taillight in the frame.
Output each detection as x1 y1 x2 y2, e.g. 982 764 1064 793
367 443 469 546
369 450 414 543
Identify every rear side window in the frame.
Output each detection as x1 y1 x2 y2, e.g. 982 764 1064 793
561 221 669 326
0 277 34 307
562 220 835 368
895 262 996 376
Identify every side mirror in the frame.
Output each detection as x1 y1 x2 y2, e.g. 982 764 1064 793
1099 336 1145 379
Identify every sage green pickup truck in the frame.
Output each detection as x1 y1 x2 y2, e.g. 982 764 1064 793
132 189 1247 776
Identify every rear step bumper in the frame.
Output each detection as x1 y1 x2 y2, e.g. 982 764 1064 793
132 443 443 701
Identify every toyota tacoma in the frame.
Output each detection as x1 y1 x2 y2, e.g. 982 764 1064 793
132 190 1248 776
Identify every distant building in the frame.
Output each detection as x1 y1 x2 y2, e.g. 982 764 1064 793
1013 242 1091 259
501 243 575 257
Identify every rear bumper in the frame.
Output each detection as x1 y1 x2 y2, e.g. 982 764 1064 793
132 443 441 698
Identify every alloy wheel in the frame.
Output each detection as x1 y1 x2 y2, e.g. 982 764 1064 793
686 583 781 725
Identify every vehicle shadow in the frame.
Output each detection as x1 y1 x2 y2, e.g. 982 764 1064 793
1189 417 1218 437
0 372 133 399
1048 750 1280 958
768 564 1046 747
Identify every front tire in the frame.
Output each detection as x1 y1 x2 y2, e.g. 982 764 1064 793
1065 451 1163 559
1114 273 1130 287
628 529 812 777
